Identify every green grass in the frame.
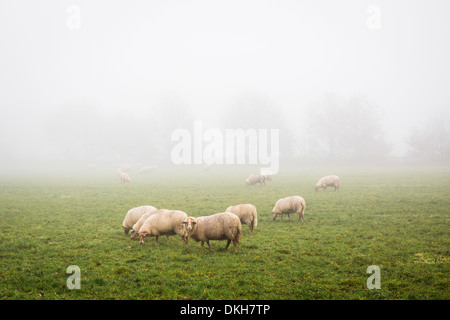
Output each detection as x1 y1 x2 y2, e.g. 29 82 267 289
0 166 449 300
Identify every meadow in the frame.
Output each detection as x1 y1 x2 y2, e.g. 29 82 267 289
0 166 448 300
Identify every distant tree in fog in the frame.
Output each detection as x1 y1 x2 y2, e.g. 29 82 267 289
221 92 294 159
45 102 110 162
407 110 450 159
45 97 193 165
306 92 390 159
150 93 194 162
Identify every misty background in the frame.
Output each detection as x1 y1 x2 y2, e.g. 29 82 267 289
1 0 449 175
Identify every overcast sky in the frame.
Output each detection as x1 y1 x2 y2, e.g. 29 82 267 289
1 0 449 170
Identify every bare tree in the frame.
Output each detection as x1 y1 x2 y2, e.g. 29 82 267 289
221 91 294 160
407 110 450 159
306 92 390 159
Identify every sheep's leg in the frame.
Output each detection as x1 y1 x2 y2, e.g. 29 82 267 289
225 239 231 250
183 236 189 247
233 240 238 252
200 241 205 252
155 236 159 246
249 225 253 235
207 240 212 252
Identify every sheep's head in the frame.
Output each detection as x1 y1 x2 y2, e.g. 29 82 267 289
182 217 197 233
271 211 276 220
315 184 319 191
129 230 138 239
245 180 251 186
139 231 148 244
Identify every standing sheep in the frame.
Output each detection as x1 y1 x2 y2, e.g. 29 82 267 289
315 175 340 192
245 173 265 186
271 196 306 222
122 206 158 235
182 212 242 252
139 209 189 246
119 172 132 184
225 203 258 235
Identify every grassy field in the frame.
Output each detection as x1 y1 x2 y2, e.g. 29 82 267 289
0 166 449 300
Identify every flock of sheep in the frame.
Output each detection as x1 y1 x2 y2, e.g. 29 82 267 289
121 174 340 252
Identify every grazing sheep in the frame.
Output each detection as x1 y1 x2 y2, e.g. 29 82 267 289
122 206 158 235
129 209 159 239
271 196 306 222
139 165 157 174
245 173 265 186
139 209 189 246
315 175 340 192
119 172 132 183
225 203 258 235
182 212 242 252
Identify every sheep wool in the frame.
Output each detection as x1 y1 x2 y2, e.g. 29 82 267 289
245 173 265 186
225 203 258 235
138 209 189 246
182 212 242 252
315 175 340 191
122 206 158 235
119 172 132 183
272 196 306 222
129 209 159 239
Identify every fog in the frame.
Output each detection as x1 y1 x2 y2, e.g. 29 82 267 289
1 0 449 176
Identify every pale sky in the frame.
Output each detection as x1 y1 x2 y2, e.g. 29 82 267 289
1 0 449 170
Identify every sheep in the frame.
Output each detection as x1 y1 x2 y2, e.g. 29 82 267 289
129 209 159 239
260 169 274 182
225 203 258 235
139 165 157 174
119 171 132 183
315 175 340 192
138 209 189 246
122 206 158 235
182 212 242 252
245 173 265 186
271 196 306 222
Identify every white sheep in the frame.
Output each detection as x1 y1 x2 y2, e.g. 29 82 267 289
315 175 340 192
138 209 189 246
139 165 157 174
182 212 242 252
119 172 132 183
225 203 258 235
245 173 265 186
271 196 306 222
122 206 157 235
129 209 159 239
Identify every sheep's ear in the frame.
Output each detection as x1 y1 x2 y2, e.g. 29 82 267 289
192 220 197 224
181 221 187 224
